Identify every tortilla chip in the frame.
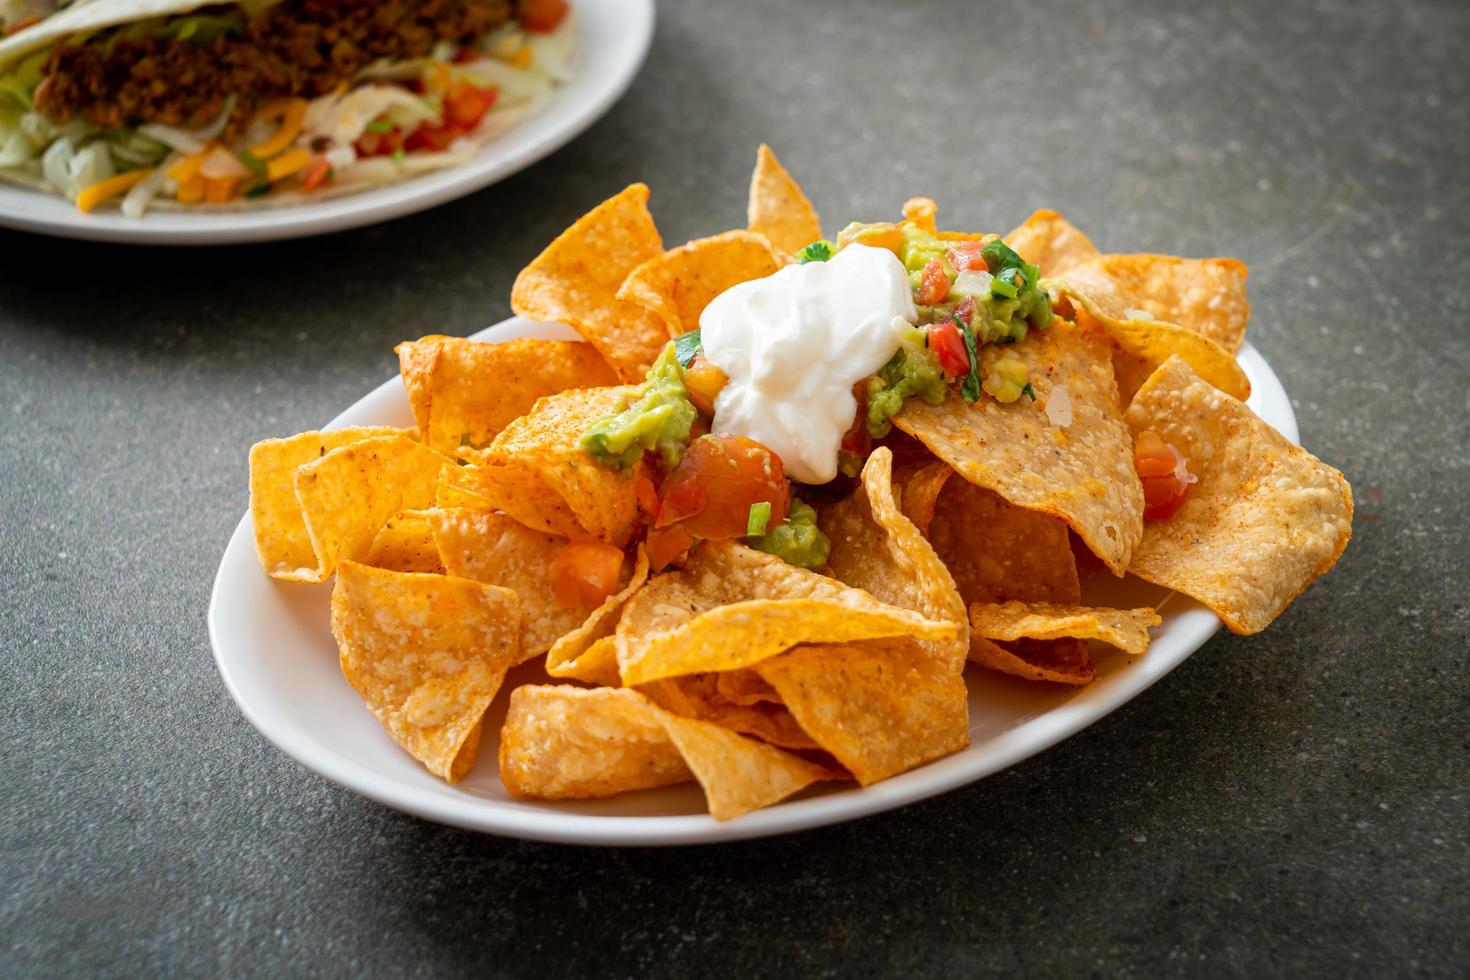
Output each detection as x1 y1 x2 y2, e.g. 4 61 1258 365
429 508 592 657
1065 299 1251 402
755 638 969 785
249 426 406 580
546 547 651 687
292 435 453 583
616 540 962 687
462 386 646 546
970 636 1096 686
435 465 494 510
510 184 667 382
1124 358 1353 634
331 561 522 782
746 144 822 255
396 336 618 454
499 685 831 819
819 447 968 671
1003 209 1101 274
1097 254 1250 353
617 230 785 338
364 509 444 574
896 459 953 536
893 320 1143 575
717 669 781 706
970 601 1160 655
639 675 819 751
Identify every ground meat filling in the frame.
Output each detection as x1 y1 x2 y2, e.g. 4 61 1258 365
35 0 515 129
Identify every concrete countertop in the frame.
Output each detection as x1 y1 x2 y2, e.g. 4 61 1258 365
2 0 1465 975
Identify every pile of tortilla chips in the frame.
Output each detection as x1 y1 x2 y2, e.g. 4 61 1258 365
247 147 1352 819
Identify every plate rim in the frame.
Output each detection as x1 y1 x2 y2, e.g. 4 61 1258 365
0 0 654 245
208 318 1299 846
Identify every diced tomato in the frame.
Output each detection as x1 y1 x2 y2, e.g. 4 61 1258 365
634 475 661 518
684 355 728 417
549 540 624 608
946 240 991 273
404 123 461 153
355 127 404 157
926 320 970 379
445 82 498 129
1134 430 1198 520
655 434 791 540
300 154 332 192
916 258 950 305
645 524 695 571
520 0 569 32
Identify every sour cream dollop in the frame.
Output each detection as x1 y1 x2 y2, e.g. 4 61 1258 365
699 244 917 484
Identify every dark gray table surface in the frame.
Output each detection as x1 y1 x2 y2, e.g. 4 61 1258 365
3 0 1466 976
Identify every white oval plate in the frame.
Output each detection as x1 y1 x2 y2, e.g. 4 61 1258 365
209 318 1298 846
0 0 652 245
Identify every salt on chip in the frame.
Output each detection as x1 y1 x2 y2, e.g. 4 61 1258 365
970 601 1160 655
1097 253 1250 353
396 336 618 454
331 561 521 782
365 509 444 574
546 548 650 687
639 675 819 751
293 435 453 583
510 184 668 382
755 638 969 785
462 386 646 546
970 636 1096 686
1124 357 1353 634
893 320 1144 575
618 230 785 338
499 685 832 820
429 508 593 657
746 144 822 255
819 447 969 671
615 540 961 687
249 426 406 581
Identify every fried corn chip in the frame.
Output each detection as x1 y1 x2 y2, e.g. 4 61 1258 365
435 465 493 510
292 435 453 583
1125 357 1353 634
717 669 781 706
896 459 953 536
969 601 1160 655
755 638 969 785
364 509 444 574
331 561 521 782
396 336 618 454
510 184 667 382
462 386 646 546
969 636 1096 686
1097 253 1250 353
746 144 822 255
639 675 819 751
618 230 785 338
499 685 832 820
616 540 962 687
1003 208 1102 274
546 547 651 686
249 426 406 581
429 508 595 657
819 447 968 671
893 320 1143 575
1065 298 1251 402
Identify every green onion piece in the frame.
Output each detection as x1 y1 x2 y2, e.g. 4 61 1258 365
746 501 772 537
391 149 406 163
238 150 266 176
990 276 1019 299
673 328 703 368
365 120 394 133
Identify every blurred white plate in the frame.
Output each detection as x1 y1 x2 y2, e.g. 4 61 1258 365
209 318 1297 845
0 0 653 245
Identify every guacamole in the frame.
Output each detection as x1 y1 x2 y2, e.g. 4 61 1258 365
580 342 697 470
866 339 947 438
897 226 1052 343
747 498 830 569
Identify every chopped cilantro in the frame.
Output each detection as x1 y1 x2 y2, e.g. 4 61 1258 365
1020 383 1036 401
954 306 983 403
673 328 703 368
795 240 834 264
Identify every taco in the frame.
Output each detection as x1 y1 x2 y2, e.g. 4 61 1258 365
0 0 573 215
